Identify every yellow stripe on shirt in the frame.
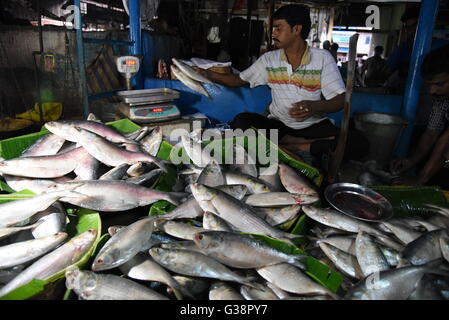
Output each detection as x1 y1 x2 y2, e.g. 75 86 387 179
266 67 321 92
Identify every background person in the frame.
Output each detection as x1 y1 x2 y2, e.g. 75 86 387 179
329 42 339 63
390 44 449 190
361 46 390 88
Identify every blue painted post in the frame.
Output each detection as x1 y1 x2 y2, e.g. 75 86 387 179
128 0 142 89
75 0 90 118
396 0 439 156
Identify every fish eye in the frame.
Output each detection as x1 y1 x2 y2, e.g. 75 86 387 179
85 277 97 291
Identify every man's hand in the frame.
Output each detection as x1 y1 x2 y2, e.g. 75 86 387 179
192 66 210 79
391 175 421 186
289 100 321 122
389 157 414 175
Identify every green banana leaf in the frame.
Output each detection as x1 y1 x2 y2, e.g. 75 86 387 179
246 233 343 293
0 189 35 201
372 185 448 217
0 180 16 193
105 118 141 133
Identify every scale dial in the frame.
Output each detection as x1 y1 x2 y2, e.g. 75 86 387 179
116 56 140 75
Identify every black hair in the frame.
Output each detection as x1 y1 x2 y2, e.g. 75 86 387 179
401 6 421 23
331 43 339 51
374 46 384 54
273 4 311 40
421 44 449 79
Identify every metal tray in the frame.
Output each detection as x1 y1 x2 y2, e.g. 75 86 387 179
324 183 393 222
117 88 180 105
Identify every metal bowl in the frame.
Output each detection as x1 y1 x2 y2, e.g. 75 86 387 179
324 183 393 222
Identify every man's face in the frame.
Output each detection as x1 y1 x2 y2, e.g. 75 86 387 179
427 72 449 97
272 19 301 49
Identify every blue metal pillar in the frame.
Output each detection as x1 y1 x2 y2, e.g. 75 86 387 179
75 0 90 118
128 0 142 89
396 0 439 156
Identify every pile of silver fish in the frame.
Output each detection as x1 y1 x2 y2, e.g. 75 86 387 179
63 150 341 300
0 185 97 297
1 113 448 300
304 204 449 300
62 128 449 300
0 115 185 212
0 114 182 298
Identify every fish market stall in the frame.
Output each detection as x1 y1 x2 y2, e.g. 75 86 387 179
0 0 449 303
0 116 447 301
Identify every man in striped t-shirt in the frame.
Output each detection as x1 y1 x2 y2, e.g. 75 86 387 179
198 4 369 167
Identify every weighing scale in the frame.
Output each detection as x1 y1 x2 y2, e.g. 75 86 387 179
116 56 181 123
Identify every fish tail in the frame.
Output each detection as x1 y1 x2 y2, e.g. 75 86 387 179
425 204 449 218
241 278 264 290
61 190 88 199
325 290 341 300
281 232 306 246
423 259 449 276
291 260 307 270
171 283 196 301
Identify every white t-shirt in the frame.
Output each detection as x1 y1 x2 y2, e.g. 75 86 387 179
239 46 346 130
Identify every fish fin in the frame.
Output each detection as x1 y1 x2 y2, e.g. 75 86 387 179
171 284 196 301
306 235 320 242
282 232 306 243
326 291 341 300
424 204 449 218
61 191 89 199
396 257 411 268
440 235 449 263
242 279 265 290
423 259 449 277
65 182 85 191
291 260 307 270
152 159 170 173
121 139 141 147
167 192 190 204
304 242 319 251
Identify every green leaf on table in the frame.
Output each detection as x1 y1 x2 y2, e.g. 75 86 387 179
149 200 176 216
105 118 141 133
0 279 48 300
0 180 15 193
372 186 448 217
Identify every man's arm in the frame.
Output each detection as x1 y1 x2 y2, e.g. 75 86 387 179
196 68 248 87
288 93 345 122
390 129 441 174
415 128 449 184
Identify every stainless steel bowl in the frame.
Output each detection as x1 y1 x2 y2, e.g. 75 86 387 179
324 182 393 222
